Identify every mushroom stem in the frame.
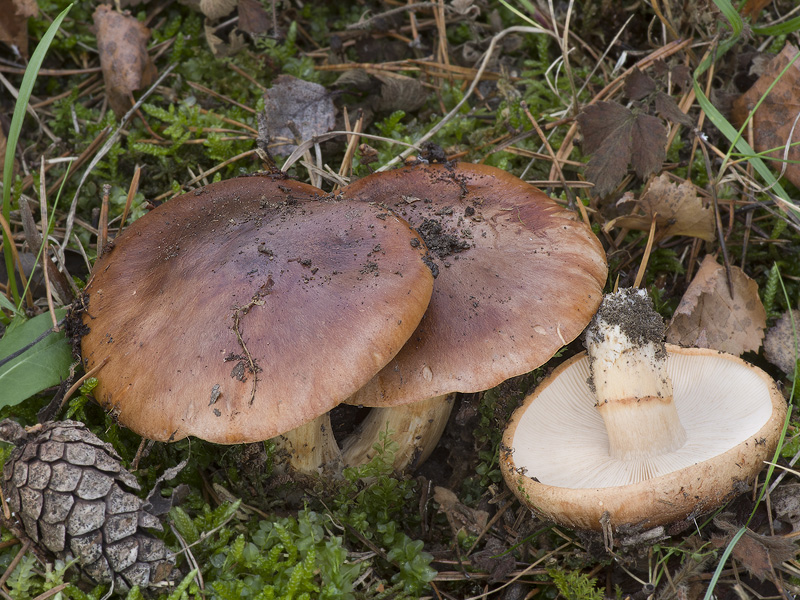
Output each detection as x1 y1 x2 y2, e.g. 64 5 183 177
340 394 454 471
585 288 687 461
272 413 343 475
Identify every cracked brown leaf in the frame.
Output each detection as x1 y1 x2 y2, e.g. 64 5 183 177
93 6 156 118
666 255 766 355
732 43 800 189
613 174 715 240
261 75 336 156
0 0 37 57
577 101 666 197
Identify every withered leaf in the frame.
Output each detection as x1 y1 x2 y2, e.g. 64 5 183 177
469 537 515 583
433 486 489 537
624 68 656 101
613 174 715 241
712 519 798 581
732 43 800 189
93 6 157 118
261 75 336 156
178 0 238 20
667 255 766 355
577 101 666 197
238 0 271 35
630 113 666 179
654 91 694 127
204 22 246 57
763 309 800 376
0 0 37 57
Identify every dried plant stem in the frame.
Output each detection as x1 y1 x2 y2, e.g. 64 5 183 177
38 158 58 329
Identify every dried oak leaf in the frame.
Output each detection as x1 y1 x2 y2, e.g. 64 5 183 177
260 75 336 156
667 255 766 355
93 6 157 118
0 0 37 57
712 518 798 581
612 174 715 241
764 309 800 376
731 43 800 190
577 101 666 197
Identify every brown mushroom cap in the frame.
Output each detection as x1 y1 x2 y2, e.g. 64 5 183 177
340 162 608 407
501 345 788 531
81 175 434 443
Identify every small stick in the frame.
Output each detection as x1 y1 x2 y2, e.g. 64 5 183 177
58 358 108 412
0 212 33 309
633 214 658 289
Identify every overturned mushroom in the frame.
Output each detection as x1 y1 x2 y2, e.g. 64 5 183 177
501 288 787 531
80 174 434 472
338 162 608 471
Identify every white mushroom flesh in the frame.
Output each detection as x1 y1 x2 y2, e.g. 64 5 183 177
510 350 774 488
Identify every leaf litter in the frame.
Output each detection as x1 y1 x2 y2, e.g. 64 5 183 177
667 255 766 355
5 1 800 598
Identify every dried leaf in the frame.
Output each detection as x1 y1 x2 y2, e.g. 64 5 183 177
654 91 694 127
469 537 515 583
624 68 656 101
712 519 798 581
613 174 715 241
731 43 800 189
204 22 246 57
260 75 336 156
763 309 800 375
630 113 666 179
0 0 37 57
667 255 766 355
373 72 427 113
578 102 633 197
577 101 666 197
93 6 156 118
433 486 488 537
198 0 237 20
238 0 271 35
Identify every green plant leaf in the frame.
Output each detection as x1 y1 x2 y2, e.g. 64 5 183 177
0 309 72 409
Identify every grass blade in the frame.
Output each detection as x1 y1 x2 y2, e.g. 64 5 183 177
2 4 73 304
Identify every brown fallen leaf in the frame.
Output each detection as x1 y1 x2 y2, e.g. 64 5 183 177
763 309 800 376
576 101 666 197
260 75 336 156
238 0 271 35
611 174 715 241
667 255 766 355
712 517 798 581
93 5 157 118
0 0 37 57
433 486 489 537
179 0 238 20
204 22 246 57
732 43 800 190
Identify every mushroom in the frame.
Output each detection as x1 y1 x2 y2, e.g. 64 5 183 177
337 162 608 471
80 174 435 473
501 288 788 531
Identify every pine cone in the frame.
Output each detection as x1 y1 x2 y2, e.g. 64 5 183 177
1 420 176 590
